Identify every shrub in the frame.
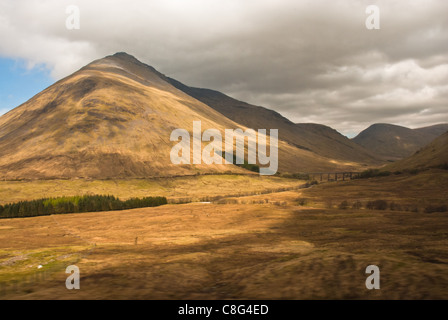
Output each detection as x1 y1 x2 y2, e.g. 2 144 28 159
284 173 310 180
424 205 448 213
338 200 349 210
358 169 391 179
303 180 318 188
436 163 448 170
221 152 259 173
352 201 363 210
403 168 421 175
296 198 308 206
366 200 388 210
389 202 402 211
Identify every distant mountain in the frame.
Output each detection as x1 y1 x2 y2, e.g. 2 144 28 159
0 52 374 179
167 78 381 165
385 131 448 171
352 123 448 161
414 123 448 137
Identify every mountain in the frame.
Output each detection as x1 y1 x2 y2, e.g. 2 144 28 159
352 123 448 161
0 53 252 179
414 123 448 137
0 52 370 180
385 131 448 171
166 77 381 165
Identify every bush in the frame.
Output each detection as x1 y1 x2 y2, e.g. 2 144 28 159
283 173 310 180
303 180 318 188
357 169 391 179
240 163 260 173
221 152 259 173
424 205 448 213
352 201 363 210
389 202 402 211
338 200 349 210
296 198 308 206
366 200 388 210
403 168 421 175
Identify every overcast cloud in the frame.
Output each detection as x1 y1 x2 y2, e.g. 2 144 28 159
0 0 447 136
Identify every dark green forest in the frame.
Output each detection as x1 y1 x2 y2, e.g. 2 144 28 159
0 195 167 219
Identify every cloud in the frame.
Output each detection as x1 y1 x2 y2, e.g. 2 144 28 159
0 0 447 135
0 108 9 117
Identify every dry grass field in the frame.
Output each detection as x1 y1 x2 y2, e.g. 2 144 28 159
301 169 448 210
0 175 305 205
1 172 448 299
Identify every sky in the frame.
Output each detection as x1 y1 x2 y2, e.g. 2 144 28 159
0 0 447 137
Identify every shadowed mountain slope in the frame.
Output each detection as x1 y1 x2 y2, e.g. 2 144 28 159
166 77 381 165
385 131 448 171
352 123 448 161
414 123 448 137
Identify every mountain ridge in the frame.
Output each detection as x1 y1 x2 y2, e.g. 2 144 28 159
0 52 374 179
166 76 381 165
352 123 448 161
385 131 448 171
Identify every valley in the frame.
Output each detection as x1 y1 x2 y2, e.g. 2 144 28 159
0 52 447 300
1 171 447 299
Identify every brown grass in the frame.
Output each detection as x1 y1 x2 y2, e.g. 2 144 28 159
0 172 448 299
0 175 305 205
1 172 448 299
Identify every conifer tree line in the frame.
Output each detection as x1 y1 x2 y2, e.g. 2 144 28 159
0 195 168 219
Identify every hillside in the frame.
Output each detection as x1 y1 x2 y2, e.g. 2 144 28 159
414 123 448 137
0 53 249 179
352 123 446 161
385 131 448 171
0 53 367 180
167 77 381 165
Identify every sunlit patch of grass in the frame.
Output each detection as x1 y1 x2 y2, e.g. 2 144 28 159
0 246 90 284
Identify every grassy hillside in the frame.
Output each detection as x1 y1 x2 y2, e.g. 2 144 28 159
0 53 250 179
353 123 447 161
385 132 448 171
167 77 381 166
0 53 372 179
300 169 448 210
414 123 448 136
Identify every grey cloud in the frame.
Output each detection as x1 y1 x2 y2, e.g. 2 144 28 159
0 0 447 136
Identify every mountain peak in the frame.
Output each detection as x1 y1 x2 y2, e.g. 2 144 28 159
110 52 140 62
80 52 171 91
113 51 134 57
352 122 444 161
